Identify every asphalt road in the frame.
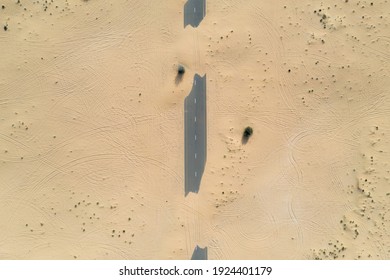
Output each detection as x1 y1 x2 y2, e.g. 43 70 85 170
184 0 206 28
184 74 207 196
191 245 208 260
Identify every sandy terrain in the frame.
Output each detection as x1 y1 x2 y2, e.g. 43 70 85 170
0 0 389 259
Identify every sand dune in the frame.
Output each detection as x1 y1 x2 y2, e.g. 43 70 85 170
0 0 389 259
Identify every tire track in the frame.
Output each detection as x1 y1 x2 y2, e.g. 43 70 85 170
287 193 304 247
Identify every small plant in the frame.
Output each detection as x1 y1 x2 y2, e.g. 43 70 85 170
243 126 253 138
242 126 253 144
175 65 185 84
178 65 185 75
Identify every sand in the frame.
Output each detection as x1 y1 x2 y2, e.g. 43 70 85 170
0 0 389 259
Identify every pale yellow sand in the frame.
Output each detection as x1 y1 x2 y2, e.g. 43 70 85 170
0 0 389 259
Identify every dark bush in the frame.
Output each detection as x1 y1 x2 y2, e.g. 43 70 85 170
178 65 185 75
244 126 253 138
242 126 253 144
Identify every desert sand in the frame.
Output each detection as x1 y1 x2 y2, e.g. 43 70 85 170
0 0 389 259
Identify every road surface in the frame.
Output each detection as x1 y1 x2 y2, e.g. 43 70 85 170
184 0 206 28
184 74 207 196
191 246 208 260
